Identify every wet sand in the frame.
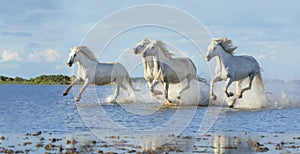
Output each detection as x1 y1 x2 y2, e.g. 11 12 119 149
1 131 300 153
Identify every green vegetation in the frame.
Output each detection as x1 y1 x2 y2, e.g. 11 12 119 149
0 75 71 85
0 75 145 85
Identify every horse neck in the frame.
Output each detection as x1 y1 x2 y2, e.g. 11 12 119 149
156 48 171 65
152 56 160 72
142 56 154 69
216 46 233 67
77 53 97 69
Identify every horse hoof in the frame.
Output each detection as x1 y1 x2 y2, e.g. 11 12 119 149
163 100 172 106
228 104 234 108
238 94 243 99
227 92 234 97
75 97 81 102
63 93 68 96
211 95 217 101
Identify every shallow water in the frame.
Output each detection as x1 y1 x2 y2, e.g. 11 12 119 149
0 82 300 153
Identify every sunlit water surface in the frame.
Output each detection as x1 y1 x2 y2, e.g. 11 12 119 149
0 82 299 153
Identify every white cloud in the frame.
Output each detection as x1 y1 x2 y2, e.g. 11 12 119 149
28 51 40 61
43 49 60 62
0 50 20 62
28 49 60 62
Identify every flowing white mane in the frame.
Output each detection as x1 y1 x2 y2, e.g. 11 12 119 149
153 40 173 58
217 37 238 54
74 46 98 62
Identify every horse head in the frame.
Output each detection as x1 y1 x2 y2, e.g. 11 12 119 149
67 47 80 67
133 38 151 55
205 39 220 61
142 42 157 58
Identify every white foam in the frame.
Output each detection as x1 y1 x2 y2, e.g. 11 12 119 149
128 79 209 107
104 78 300 110
210 78 300 109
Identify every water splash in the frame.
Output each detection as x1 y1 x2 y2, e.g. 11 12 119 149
132 79 210 106
211 79 300 109
85 77 300 110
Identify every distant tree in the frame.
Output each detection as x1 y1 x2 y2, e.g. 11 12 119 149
0 74 72 85
14 76 26 83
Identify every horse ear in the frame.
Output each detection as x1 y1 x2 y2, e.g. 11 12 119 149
142 38 150 43
220 37 227 42
212 39 218 44
230 46 238 52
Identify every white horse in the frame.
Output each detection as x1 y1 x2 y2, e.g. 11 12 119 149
63 45 138 102
133 38 162 95
143 40 206 103
205 37 265 108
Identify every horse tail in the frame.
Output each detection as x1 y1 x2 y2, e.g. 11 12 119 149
254 71 265 92
126 74 140 91
253 70 272 106
255 71 272 95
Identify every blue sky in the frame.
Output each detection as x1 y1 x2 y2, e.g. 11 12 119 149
0 0 299 80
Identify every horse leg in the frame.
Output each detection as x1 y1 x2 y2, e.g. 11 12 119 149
111 84 120 103
150 69 163 95
239 72 255 98
178 78 191 99
120 83 134 98
228 98 237 108
224 78 234 98
150 80 158 94
149 83 162 95
228 80 245 108
63 78 81 96
149 80 161 95
210 76 222 100
164 82 171 103
236 80 243 99
75 79 90 102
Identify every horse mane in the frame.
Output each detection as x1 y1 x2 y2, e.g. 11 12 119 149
217 37 238 54
153 40 173 58
74 46 99 62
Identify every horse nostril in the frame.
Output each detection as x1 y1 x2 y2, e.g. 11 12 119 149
205 56 210 61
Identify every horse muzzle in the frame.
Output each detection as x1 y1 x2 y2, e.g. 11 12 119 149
133 48 138 54
67 62 72 67
205 56 210 61
142 51 149 58
67 61 73 67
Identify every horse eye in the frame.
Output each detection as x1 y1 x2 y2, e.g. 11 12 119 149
151 46 154 49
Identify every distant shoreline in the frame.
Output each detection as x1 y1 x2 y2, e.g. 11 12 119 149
1 74 298 85
0 75 145 85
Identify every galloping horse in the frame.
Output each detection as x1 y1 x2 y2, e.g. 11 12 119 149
63 46 138 102
205 37 265 107
133 38 162 95
143 40 205 103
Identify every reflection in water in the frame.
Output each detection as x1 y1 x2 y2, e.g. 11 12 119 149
137 134 257 153
212 135 253 154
